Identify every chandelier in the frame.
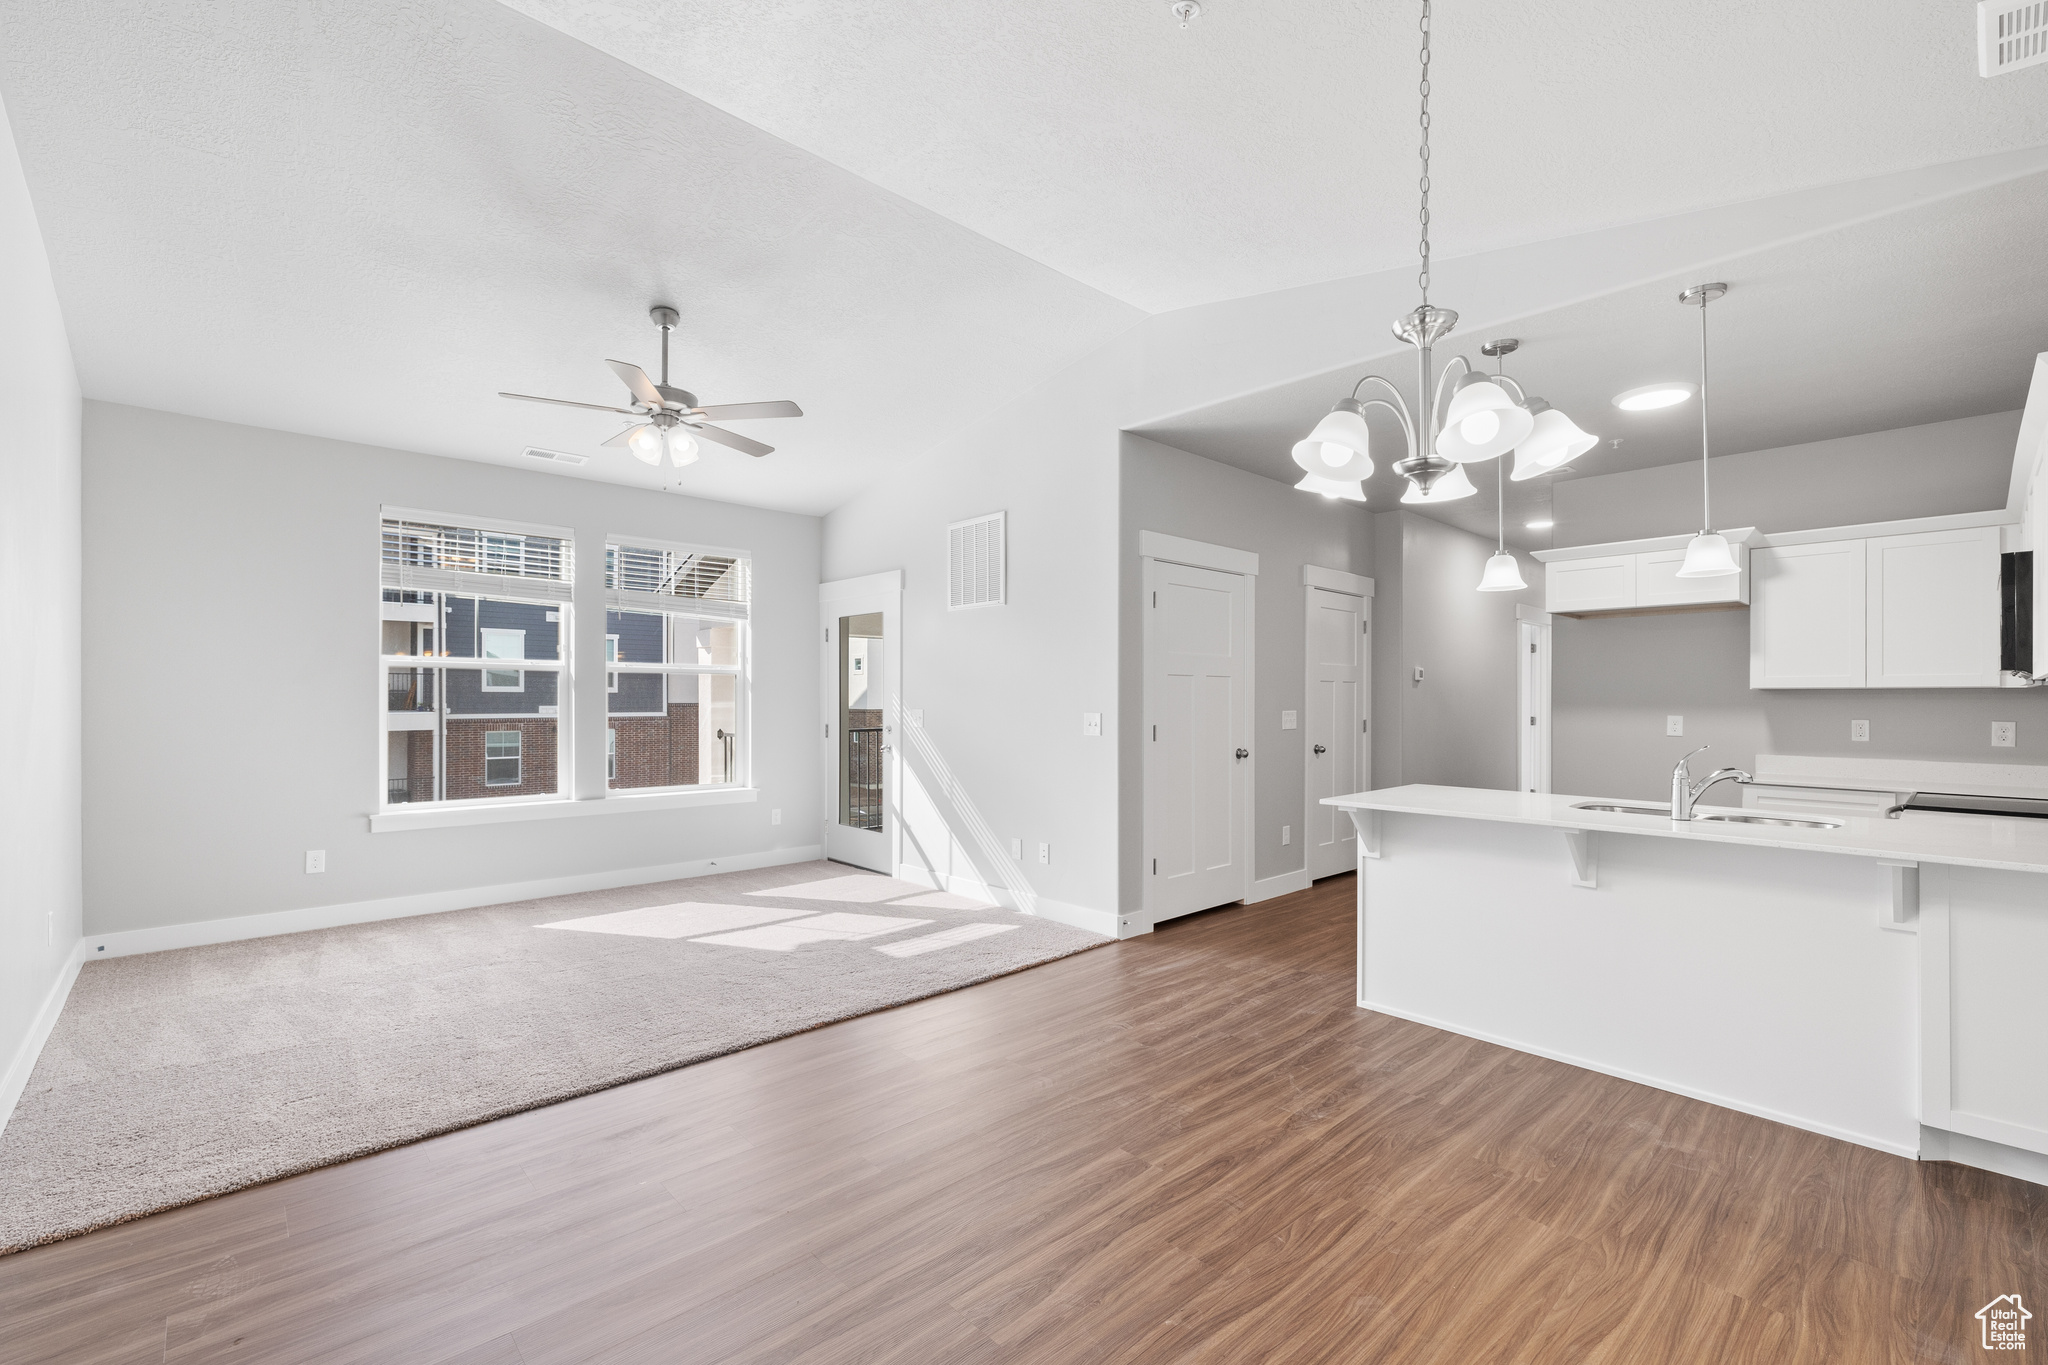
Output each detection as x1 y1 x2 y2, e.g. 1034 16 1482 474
1291 0 1597 580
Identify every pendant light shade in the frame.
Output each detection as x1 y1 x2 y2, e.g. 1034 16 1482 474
1510 401 1598 481
1294 471 1368 502
1400 462 1476 503
1435 375 1533 462
1675 531 1740 578
1477 551 1527 591
1292 438 1373 481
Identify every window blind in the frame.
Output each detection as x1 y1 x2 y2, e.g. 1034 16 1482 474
381 517 573 603
605 542 749 620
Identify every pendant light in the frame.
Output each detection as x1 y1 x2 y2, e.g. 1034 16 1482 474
1476 458 1527 591
1674 283 1740 578
1290 2 1592 507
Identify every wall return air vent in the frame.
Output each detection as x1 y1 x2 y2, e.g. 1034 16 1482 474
948 511 1006 610
1980 0 2048 74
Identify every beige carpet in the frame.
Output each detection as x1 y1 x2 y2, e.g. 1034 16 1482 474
0 861 1108 1254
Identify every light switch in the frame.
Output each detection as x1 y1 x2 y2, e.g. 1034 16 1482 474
1413 666 1425 683
771 808 782 825
1666 716 1684 737
1280 710 1298 730
1851 720 1870 743
1281 825 1291 846
1993 721 2017 748
1082 712 1102 736
305 850 326 874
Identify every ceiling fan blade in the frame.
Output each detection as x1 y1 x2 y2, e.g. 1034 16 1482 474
689 423 774 458
606 360 666 409
693 400 803 421
602 424 650 447
500 391 641 415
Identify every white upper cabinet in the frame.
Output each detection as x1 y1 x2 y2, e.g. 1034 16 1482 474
1545 554 1636 613
1865 527 2001 688
1750 540 1866 688
1635 546 1750 608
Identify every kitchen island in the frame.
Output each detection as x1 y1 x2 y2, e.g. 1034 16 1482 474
1323 785 2048 1182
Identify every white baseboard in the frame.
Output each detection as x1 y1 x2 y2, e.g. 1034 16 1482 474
1361 997 1920 1161
85 845 826 960
891 864 1117 938
0 938 88 1140
1245 868 1313 903
1920 1124 2048 1187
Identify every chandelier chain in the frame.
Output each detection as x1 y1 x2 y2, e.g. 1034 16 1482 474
1417 0 1432 303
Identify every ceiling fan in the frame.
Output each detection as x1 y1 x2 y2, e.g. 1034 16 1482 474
499 306 803 465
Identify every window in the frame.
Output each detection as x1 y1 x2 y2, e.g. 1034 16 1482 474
381 513 570 807
484 730 521 785
481 628 525 691
605 538 749 791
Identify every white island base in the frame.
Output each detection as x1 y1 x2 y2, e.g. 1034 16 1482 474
1328 787 2048 1183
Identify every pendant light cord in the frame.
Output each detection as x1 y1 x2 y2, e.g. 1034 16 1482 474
1496 458 1505 553
1697 296 1712 534
1417 0 1431 305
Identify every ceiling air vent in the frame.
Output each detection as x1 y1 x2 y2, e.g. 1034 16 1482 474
1979 0 2048 74
521 446 589 466
948 511 1006 610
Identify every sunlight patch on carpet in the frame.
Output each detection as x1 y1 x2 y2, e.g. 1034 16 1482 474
875 923 1022 957
538 903 811 939
692 912 931 952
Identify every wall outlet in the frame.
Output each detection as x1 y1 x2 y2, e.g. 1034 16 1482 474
1010 837 1022 859
1281 825 1291 846
1082 712 1102 736
1993 721 2017 748
1413 666 1425 683
1666 715 1684 737
1851 720 1870 743
1280 710 1298 731
305 850 326 874
1037 842 1050 865
771 808 782 825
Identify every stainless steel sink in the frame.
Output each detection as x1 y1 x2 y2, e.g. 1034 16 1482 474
1570 802 1671 816
1694 812 1842 829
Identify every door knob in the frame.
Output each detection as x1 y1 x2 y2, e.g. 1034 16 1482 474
1313 744 1327 755
1234 748 1249 760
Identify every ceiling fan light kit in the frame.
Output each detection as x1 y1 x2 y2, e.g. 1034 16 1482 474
499 304 803 478
1290 0 1593 563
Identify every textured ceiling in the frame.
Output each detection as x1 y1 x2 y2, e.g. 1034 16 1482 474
500 0 2048 312
0 0 1140 515
1137 173 2048 549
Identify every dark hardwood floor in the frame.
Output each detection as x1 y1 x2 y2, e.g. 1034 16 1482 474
2 874 2041 1364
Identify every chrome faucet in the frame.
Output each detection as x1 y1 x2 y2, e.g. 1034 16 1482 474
1670 745 1752 820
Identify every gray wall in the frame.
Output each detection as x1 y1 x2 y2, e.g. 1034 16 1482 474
0 98 83 1109
1555 609 2048 801
1118 435 1375 901
1552 410 2020 547
1373 510 1542 791
83 402 822 935
1550 409 2041 799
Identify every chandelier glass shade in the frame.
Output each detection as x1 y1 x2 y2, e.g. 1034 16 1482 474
1292 436 1373 481
1510 401 1598 480
1398 461 1475 503
1295 471 1370 501
1436 375 1534 462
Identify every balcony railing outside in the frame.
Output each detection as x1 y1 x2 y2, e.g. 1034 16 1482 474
387 777 411 804
387 669 436 712
845 726 883 831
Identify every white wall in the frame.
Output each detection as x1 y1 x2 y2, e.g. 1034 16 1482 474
1373 511 1542 791
82 403 821 936
0 97 83 1122
1118 435 1375 904
1552 411 2020 547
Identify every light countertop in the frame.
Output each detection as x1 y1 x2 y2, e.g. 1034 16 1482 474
1324 785 2048 876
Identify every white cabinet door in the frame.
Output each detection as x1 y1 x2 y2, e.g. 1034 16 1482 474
1636 546 1749 608
1866 527 2001 688
1750 540 1866 688
1921 864 2048 1156
1545 555 1635 613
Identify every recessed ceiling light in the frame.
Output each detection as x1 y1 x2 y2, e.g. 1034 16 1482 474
1525 519 1554 529
1612 382 1696 411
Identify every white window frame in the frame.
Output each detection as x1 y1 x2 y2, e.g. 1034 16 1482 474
484 729 522 786
606 726 617 781
481 627 526 691
605 634 620 693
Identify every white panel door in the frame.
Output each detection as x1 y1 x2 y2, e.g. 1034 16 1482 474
1305 586 1367 880
1145 558 1251 922
1545 554 1636 613
1866 527 2001 688
1750 540 1867 688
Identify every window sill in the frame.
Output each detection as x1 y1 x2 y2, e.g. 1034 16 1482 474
369 786 759 832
